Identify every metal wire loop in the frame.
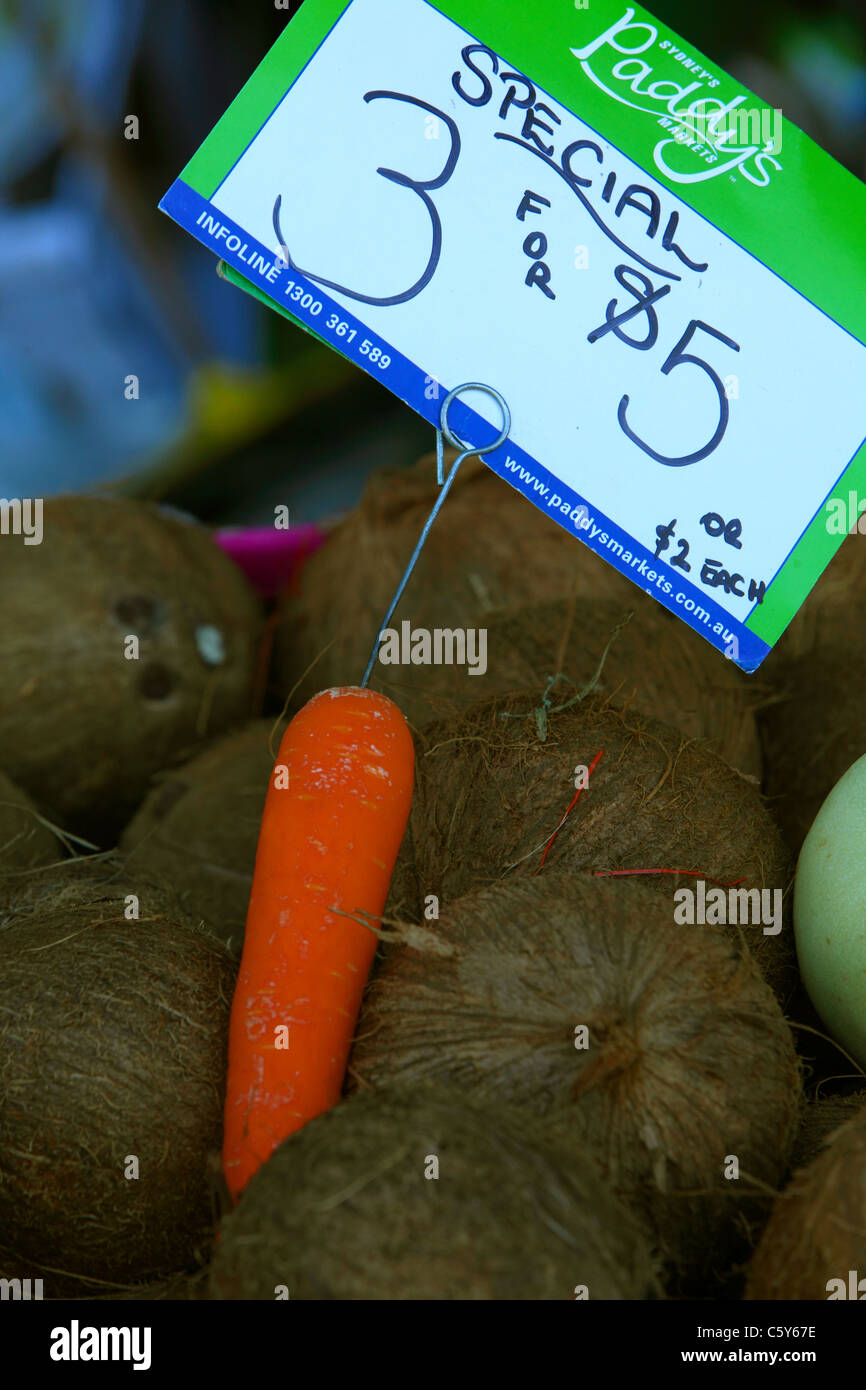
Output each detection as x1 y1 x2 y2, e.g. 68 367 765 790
436 382 512 484
361 381 512 688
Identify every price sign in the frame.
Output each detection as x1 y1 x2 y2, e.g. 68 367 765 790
161 0 866 670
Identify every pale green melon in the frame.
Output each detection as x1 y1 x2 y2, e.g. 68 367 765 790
795 752 866 1068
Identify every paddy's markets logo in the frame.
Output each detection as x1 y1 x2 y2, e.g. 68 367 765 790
570 6 783 187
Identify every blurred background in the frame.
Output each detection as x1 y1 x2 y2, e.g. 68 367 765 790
1 0 864 527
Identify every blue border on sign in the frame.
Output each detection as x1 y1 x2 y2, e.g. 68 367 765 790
159 178 770 671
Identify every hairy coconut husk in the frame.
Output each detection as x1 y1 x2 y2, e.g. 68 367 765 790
209 1086 661 1300
0 497 262 845
120 721 285 956
67 1269 209 1302
757 536 866 852
0 851 158 922
745 1103 866 1299
0 880 235 1289
401 692 793 1000
0 768 64 896
790 1091 866 1172
351 875 800 1287
430 598 760 774
0 1258 208 1302
272 450 644 717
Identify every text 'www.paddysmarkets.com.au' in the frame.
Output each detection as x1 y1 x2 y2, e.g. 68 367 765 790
500 455 732 636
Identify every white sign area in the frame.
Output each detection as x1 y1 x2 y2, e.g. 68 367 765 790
213 0 866 625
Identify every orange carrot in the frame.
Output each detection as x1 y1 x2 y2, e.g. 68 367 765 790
221 685 414 1202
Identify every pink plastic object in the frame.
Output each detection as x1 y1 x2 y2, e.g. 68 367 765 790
214 524 327 598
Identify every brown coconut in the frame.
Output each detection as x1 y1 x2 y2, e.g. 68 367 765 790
69 1269 208 1301
272 449 643 717
0 852 191 932
745 1102 866 1299
0 1258 207 1302
209 1086 661 1301
790 1090 866 1173
0 497 262 845
351 875 800 1285
0 879 236 1289
757 535 866 851
120 721 284 956
0 768 63 895
401 692 793 1000
419 598 760 774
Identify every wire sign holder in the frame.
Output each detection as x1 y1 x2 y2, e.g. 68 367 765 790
359 382 512 689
